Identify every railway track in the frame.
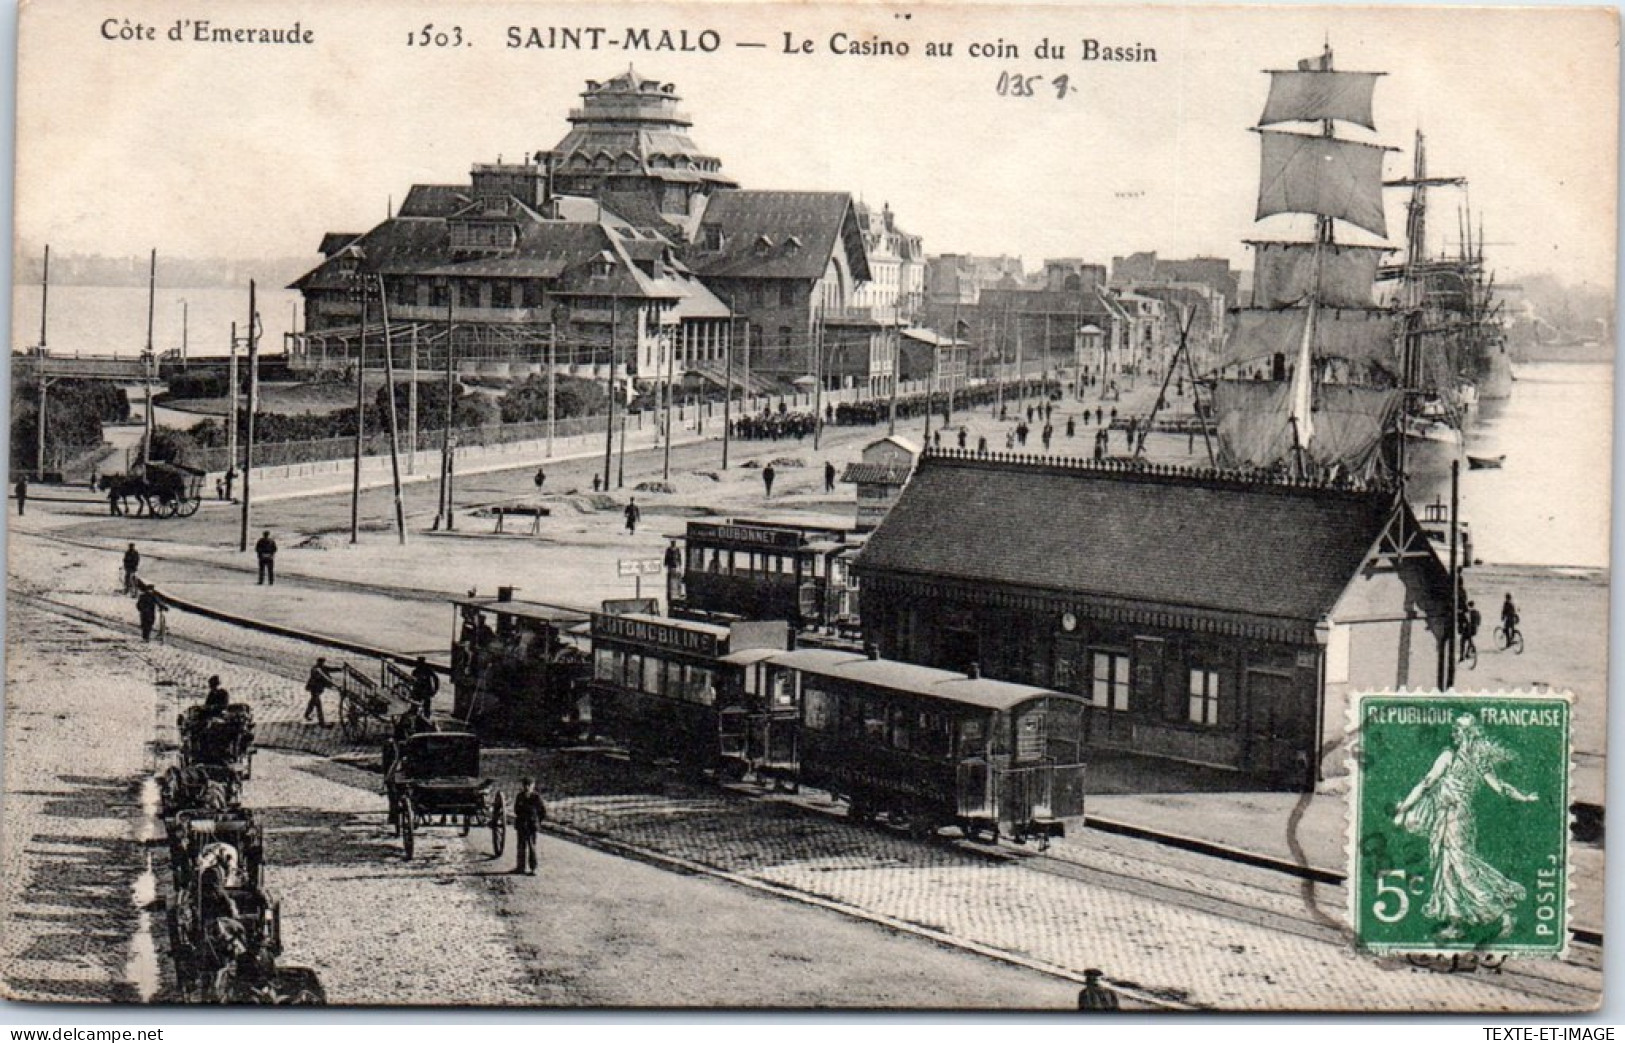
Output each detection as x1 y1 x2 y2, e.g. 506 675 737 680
9 567 1602 1011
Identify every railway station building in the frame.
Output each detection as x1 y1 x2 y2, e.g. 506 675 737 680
853 451 1455 791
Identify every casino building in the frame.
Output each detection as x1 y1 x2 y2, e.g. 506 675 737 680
853 450 1455 791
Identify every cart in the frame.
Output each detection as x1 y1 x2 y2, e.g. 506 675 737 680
382 731 506 861
145 460 207 518
338 662 405 741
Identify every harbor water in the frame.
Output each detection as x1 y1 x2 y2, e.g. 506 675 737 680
10 283 303 360
1412 361 1614 569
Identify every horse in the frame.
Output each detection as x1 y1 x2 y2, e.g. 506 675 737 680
97 473 153 516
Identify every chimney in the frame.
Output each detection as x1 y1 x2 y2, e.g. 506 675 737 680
865 642 880 661
967 661 981 679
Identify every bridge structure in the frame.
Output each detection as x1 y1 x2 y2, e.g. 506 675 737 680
11 351 155 383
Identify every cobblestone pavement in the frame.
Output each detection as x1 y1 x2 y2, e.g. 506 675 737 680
7 526 1603 1011
0 603 158 1003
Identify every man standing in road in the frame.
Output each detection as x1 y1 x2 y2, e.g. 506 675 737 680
762 463 776 498
512 777 547 875
122 543 142 595
224 468 236 502
255 531 278 585
624 498 640 535
136 584 161 642
14 475 26 516
824 460 836 493
533 467 546 495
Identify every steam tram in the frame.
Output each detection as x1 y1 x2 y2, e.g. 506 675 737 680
450 593 592 742
581 609 1088 843
668 519 864 637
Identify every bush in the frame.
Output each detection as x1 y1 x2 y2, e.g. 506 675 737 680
499 375 607 423
166 370 230 399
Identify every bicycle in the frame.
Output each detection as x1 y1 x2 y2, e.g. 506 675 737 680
1459 635 1478 671
1494 624 1525 655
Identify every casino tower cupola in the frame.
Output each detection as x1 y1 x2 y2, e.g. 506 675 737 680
543 67 737 221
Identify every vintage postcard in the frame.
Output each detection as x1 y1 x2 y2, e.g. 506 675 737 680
2 0 1615 1014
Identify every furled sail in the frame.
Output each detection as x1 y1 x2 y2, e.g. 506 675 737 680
1259 70 1382 130
1212 380 1401 475
1217 308 1398 374
1249 241 1386 309
1256 131 1389 237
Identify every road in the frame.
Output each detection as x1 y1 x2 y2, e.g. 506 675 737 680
3 398 1606 1011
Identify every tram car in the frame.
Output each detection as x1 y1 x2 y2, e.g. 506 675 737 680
668 519 865 637
585 612 791 769
449 592 591 742
768 648 1088 846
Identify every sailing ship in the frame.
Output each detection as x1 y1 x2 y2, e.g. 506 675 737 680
1207 46 1405 483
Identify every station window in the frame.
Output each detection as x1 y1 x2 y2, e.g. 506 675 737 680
890 706 913 752
1188 669 1220 726
1091 652 1131 711
622 652 643 689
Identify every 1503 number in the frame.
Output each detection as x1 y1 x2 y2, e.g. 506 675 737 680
408 24 465 47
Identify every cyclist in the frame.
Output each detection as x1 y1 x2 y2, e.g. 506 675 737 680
1459 600 1481 662
1501 594 1521 643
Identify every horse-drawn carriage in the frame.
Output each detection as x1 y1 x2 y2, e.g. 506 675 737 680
100 460 207 518
178 704 256 779
383 731 506 861
158 763 243 819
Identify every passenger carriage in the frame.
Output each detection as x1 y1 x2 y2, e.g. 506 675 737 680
383 731 506 861
449 593 591 742
771 648 1088 846
585 612 791 770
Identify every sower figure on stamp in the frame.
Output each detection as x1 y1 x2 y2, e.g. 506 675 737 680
1393 714 1539 941
512 776 547 875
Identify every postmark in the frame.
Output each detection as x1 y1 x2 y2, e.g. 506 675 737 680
1350 691 1571 958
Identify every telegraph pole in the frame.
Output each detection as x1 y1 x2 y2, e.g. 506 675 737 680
238 282 258 553
722 307 734 470
142 249 156 470
377 276 407 544
813 309 825 450
603 294 618 491
35 245 49 480
408 324 418 474
349 274 367 544
547 315 559 458
662 329 676 479
437 293 457 531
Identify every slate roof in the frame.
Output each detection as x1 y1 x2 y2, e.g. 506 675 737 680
855 453 1421 624
399 185 472 218
686 191 871 282
290 213 696 301
841 463 912 485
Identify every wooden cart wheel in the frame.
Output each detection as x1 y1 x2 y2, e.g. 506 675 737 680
340 696 361 741
179 495 201 518
400 795 416 860
489 790 507 858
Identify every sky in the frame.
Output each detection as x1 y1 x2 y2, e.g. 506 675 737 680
13 1 1620 289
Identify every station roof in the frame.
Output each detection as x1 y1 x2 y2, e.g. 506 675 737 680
856 452 1425 624
770 648 1079 712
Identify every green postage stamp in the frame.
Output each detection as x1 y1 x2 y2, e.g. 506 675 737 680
1351 692 1571 957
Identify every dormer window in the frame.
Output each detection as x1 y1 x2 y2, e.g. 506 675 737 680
591 251 616 279
755 234 774 252
785 235 802 250
702 224 723 250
